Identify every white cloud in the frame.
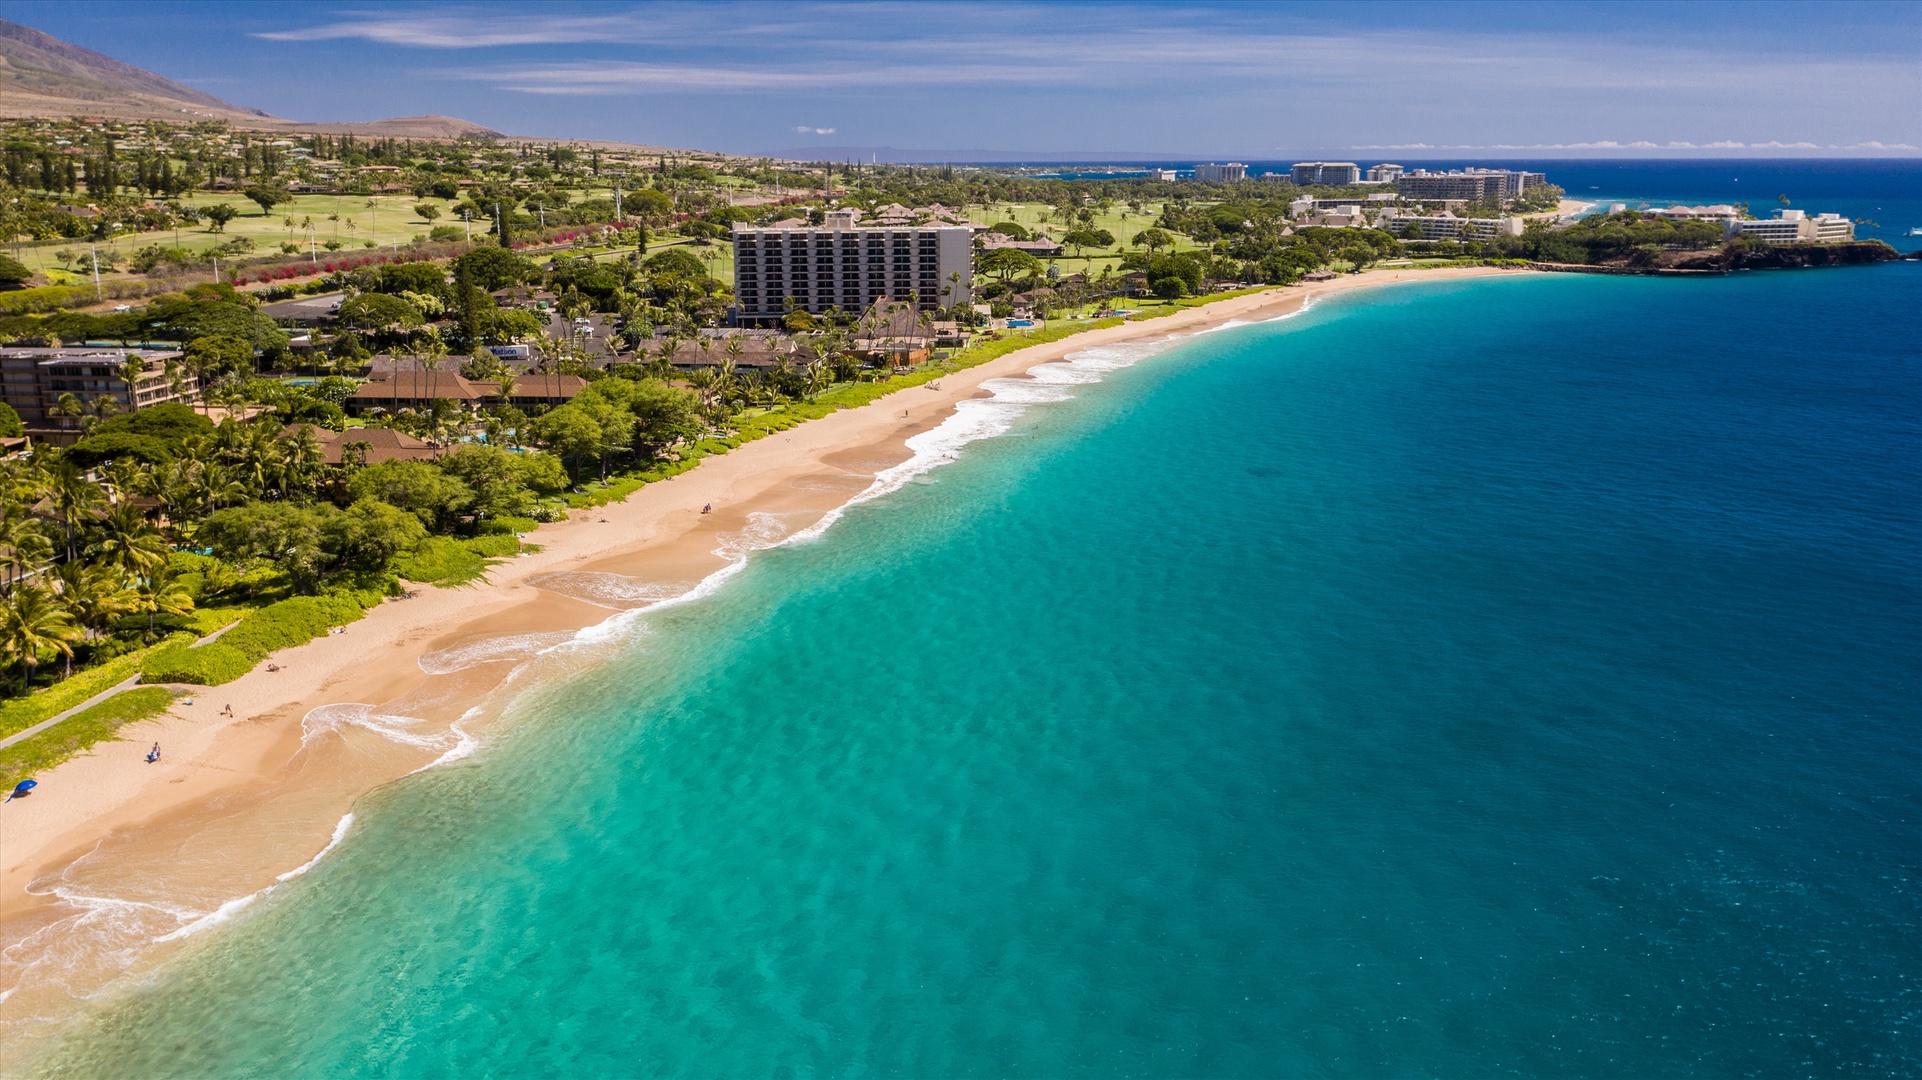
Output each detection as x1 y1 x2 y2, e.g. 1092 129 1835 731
249 3 1920 153
795 126 836 135
466 59 1054 94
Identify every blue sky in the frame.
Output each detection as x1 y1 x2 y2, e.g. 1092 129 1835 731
11 1 1920 158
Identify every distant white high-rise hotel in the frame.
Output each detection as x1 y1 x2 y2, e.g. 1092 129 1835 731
1290 161 1363 185
1194 162 1247 182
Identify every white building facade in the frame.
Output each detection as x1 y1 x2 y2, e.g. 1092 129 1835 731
1290 161 1363 185
1729 209 1856 244
1194 163 1248 182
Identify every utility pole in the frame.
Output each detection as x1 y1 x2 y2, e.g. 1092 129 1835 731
90 245 101 300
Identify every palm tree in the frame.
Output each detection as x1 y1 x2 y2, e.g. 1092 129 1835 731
100 458 151 503
88 502 168 577
54 561 135 645
50 392 84 430
282 425 326 497
44 458 104 563
2 584 81 694
0 507 52 599
129 568 194 639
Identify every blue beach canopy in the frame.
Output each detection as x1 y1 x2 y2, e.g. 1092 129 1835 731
6 779 36 801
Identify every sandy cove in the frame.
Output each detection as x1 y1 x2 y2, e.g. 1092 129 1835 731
0 266 1519 1016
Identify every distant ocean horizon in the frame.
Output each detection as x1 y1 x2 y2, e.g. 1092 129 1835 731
25 165 1922 1077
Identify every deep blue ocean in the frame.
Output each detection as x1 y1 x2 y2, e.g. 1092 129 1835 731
34 201 1922 1075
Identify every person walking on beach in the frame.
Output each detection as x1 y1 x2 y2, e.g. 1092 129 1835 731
702 503 712 514
146 743 161 763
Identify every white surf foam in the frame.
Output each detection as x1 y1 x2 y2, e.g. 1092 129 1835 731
300 703 453 751
152 813 355 944
417 631 579 674
525 571 697 610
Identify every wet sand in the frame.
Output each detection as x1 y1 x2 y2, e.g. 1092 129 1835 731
0 266 1521 1033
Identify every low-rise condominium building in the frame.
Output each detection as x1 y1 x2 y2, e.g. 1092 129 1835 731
1393 213 1526 242
1729 209 1854 244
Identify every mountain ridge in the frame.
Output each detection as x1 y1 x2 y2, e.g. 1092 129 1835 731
0 19 519 143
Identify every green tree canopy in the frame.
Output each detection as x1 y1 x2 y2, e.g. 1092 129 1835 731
147 298 288 352
203 204 239 232
527 405 602 481
643 248 707 279
64 431 173 468
243 184 291 216
373 262 448 299
346 460 473 531
485 308 544 345
978 247 1042 282
0 254 31 288
338 292 425 336
198 503 327 591
626 188 673 219
1132 227 1177 256
92 401 214 443
183 334 255 380
319 499 427 571
625 380 702 457
1062 227 1115 254
437 444 565 519
452 247 538 292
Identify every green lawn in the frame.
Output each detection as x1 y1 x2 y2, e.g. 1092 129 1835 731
0 686 177 790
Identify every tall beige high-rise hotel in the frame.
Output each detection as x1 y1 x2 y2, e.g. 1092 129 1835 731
731 210 974 326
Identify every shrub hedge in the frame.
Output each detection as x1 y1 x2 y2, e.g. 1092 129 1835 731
140 593 370 685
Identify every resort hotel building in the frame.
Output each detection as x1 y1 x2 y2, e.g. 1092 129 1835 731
1729 209 1855 244
1395 168 1547 204
1194 163 1248 182
731 210 974 326
0 345 194 445
1290 162 1363 185
1651 205 1854 243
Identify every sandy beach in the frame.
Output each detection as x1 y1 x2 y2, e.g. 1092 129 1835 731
0 265 1518 1028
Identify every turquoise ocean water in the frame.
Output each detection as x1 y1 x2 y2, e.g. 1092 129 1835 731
36 265 1922 1076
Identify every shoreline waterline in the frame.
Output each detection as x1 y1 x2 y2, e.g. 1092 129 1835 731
0 266 1519 1049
